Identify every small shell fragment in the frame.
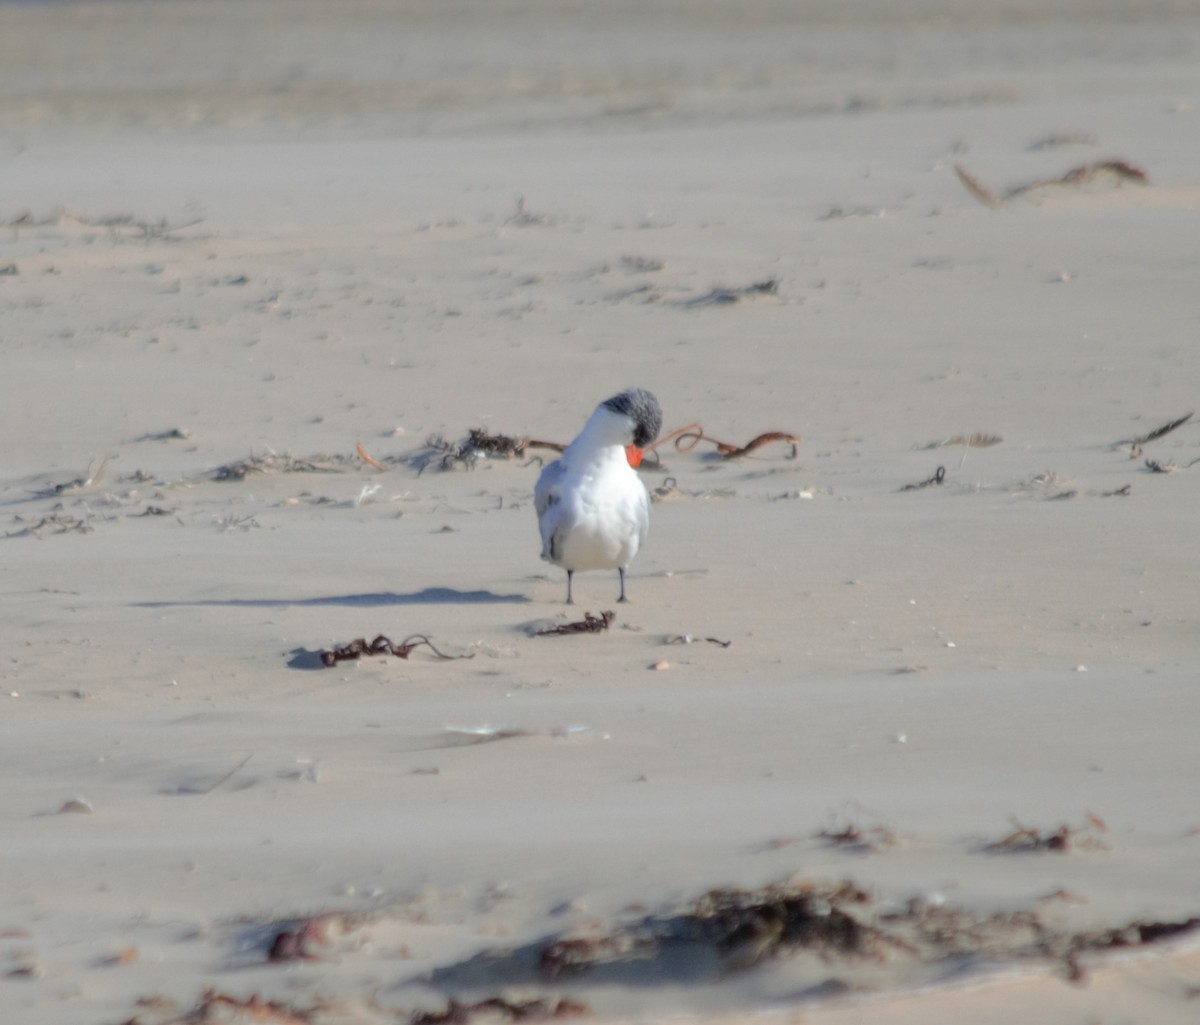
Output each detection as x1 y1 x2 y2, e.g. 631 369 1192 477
651 660 671 671
58 797 94 814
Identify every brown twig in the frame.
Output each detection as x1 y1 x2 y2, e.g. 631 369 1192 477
525 438 565 453
319 634 473 667
356 441 385 471
954 164 1001 208
956 159 1149 208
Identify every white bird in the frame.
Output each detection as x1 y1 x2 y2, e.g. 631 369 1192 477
535 388 663 604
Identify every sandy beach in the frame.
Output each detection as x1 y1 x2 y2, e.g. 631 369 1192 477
2 2 1200 1022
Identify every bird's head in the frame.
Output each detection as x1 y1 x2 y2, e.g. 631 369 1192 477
601 388 662 467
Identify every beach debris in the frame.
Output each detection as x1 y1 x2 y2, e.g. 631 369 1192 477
922 433 1002 449
56 797 94 815
620 254 664 273
1116 412 1195 460
539 879 880 978
97 946 140 967
5 962 41 980
1119 411 1193 449
439 724 593 746
981 814 1107 854
505 196 552 227
356 440 385 470
956 159 1148 207
164 754 254 796
6 512 94 538
417 421 795 475
143 988 316 1025
27 456 109 497
533 611 615 636
815 822 899 854
1027 133 1098 151
135 427 193 442
666 634 732 648
1144 458 1176 473
318 634 473 667
412 997 590 1024
267 916 334 963
527 875 1200 985
212 452 348 481
676 277 779 308
413 429 562 474
900 466 946 492
650 423 800 460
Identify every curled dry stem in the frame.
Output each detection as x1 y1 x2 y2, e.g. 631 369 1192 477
651 423 799 460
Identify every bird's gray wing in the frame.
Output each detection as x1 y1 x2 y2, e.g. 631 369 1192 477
635 481 652 550
534 457 564 520
534 458 567 559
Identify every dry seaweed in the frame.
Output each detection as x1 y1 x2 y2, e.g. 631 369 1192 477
1027 133 1098 151
1115 412 1194 458
7 512 95 538
1144 459 1176 474
534 611 615 636
620 255 664 273
539 880 881 978
676 278 779 308
651 423 799 461
438 724 593 746
956 159 1149 207
411 997 589 1025
28 456 108 496
419 875 1200 1010
129 988 316 1024
267 916 335 963
412 430 562 474
815 823 898 854
923 433 1002 449
319 634 473 667
665 634 732 648
981 814 1107 854
900 466 946 491
212 452 347 481
1124 412 1193 447
135 428 193 442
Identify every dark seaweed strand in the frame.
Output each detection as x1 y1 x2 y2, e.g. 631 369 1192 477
603 388 663 448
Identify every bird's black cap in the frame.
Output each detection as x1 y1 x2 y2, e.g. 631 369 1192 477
602 388 663 448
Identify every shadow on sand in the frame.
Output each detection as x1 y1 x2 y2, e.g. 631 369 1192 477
135 586 530 610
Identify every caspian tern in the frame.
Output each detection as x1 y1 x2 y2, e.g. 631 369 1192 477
535 388 663 604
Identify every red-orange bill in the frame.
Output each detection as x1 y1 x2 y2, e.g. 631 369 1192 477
625 445 644 468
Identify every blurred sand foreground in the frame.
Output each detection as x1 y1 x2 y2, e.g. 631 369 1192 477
1 2 1199 1023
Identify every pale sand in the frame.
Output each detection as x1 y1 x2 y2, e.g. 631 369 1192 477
2 2 1200 1022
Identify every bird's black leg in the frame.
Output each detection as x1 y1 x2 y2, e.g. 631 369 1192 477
565 569 575 605
617 566 628 603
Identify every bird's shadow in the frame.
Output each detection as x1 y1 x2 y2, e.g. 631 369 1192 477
134 588 530 672
135 587 530 611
